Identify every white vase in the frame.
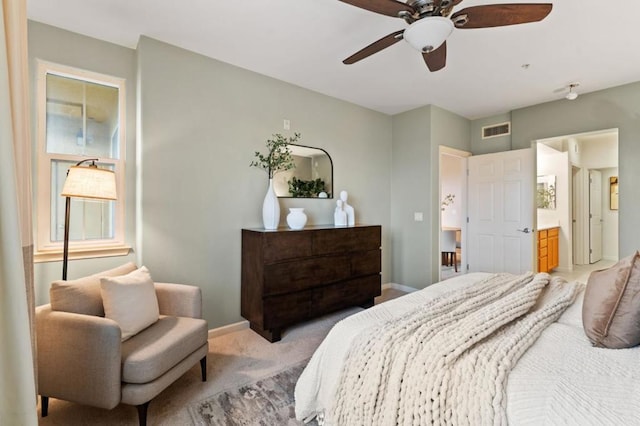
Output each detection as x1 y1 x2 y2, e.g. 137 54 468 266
262 179 280 230
286 208 307 230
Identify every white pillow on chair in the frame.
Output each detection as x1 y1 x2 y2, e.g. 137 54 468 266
100 266 159 341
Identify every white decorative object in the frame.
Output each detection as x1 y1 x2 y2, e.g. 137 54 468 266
262 179 280 230
286 208 307 230
334 200 347 226
340 190 355 226
318 191 328 198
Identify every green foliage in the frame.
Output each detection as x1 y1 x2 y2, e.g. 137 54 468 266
537 184 556 209
288 177 326 198
250 133 301 178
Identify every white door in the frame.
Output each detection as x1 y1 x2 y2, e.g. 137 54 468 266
468 148 535 274
589 170 603 263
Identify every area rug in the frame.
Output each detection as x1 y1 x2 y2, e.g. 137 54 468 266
189 360 317 426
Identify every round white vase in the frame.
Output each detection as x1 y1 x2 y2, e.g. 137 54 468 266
262 179 280 230
286 208 307 230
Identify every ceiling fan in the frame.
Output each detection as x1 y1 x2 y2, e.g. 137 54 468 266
340 0 552 72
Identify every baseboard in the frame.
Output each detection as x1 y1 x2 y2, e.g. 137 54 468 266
208 320 249 339
382 282 418 293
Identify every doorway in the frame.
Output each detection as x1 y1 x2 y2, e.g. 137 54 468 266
439 146 471 281
536 129 619 272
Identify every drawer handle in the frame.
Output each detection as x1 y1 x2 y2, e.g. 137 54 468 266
517 227 534 234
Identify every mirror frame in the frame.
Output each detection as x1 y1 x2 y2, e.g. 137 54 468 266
276 143 333 199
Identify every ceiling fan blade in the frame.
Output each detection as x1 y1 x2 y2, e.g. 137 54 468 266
338 0 415 18
343 30 404 64
422 41 447 72
452 3 552 29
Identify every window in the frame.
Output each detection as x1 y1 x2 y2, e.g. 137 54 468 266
35 61 129 262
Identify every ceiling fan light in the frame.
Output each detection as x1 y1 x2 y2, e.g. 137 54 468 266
403 17 454 53
565 91 578 100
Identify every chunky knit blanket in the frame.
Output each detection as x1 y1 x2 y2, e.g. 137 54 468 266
332 272 583 426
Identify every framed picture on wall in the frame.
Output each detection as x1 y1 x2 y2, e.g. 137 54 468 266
610 176 619 210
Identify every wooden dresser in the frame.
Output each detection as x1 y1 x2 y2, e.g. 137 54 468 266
241 225 381 342
538 227 559 273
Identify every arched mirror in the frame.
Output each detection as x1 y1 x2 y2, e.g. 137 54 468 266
274 144 333 198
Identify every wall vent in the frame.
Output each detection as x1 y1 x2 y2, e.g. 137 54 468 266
482 122 511 139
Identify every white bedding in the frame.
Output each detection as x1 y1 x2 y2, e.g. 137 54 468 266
294 273 640 425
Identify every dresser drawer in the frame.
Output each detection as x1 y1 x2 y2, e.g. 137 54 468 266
538 229 548 240
263 291 311 329
312 275 381 313
539 246 548 257
263 255 350 296
262 232 312 263
351 249 381 276
312 226 381 255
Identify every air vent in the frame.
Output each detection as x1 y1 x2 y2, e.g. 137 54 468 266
482 122 511 139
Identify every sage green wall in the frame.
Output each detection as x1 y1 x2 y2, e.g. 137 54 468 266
390 105 470 289
509 82 640 258
28 22 138 304
429 106 472 282
136 37 392 328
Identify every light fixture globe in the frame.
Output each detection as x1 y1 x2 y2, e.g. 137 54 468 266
403 17 454 53
565 82 580 100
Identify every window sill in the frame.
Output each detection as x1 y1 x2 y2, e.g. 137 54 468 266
34 245 132 263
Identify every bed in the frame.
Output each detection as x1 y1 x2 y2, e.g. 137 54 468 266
294 272 640 425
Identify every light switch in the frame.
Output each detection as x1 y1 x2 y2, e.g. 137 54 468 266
283 119 290 130
414 212 423 221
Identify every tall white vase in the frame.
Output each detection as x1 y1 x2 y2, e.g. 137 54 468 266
262 178 280 230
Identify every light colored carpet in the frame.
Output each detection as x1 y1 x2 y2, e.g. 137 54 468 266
38 288 405 425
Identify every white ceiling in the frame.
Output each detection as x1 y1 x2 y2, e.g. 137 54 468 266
26 0 640 119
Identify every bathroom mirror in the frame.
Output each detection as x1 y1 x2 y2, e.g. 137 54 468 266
274 144 333 198
536 175 556 209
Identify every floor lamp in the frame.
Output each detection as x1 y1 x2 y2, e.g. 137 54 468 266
61 158 117 280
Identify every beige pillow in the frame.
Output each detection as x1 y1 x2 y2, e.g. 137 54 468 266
100 266 159 341
582 252 640 348
50 262 138 316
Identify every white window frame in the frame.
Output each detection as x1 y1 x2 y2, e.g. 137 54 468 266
34 60 129 263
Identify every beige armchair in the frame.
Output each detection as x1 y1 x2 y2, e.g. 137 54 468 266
36 263 209 426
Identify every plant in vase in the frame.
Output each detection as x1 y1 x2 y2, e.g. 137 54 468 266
250 133 300 229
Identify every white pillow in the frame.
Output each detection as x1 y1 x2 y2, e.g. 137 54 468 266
100 266 159 341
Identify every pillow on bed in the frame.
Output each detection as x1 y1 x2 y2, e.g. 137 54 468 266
582 251 640 349
100 266 159 341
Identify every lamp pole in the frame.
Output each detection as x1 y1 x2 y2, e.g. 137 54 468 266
61 158 98 280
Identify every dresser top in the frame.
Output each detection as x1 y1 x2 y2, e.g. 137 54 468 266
243 224 380 233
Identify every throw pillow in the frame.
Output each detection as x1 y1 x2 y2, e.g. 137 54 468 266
582 251 640 348
100 266 160 341
50 262 138 316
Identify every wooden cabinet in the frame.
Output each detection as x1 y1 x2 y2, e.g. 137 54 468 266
538 227 559 273
241 225 381 342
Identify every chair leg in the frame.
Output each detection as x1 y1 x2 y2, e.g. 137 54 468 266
41 396 49 417
453 253 457 272
200 356 207 382
136 401 150 426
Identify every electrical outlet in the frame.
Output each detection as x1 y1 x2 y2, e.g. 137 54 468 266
414 212 423 222
283 119 290 130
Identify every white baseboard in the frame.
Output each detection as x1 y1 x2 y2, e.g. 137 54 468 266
382 282 418 293
208 320 249 339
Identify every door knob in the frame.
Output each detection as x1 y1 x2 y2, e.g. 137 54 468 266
517 227 533 233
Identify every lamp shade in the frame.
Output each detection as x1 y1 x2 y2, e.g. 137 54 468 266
403 17 454 53
61 165 117 200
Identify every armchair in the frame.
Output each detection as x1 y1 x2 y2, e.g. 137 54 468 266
36 263 209 426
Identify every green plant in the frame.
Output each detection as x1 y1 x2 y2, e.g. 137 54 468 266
288 177 326 198
250 133 301 178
